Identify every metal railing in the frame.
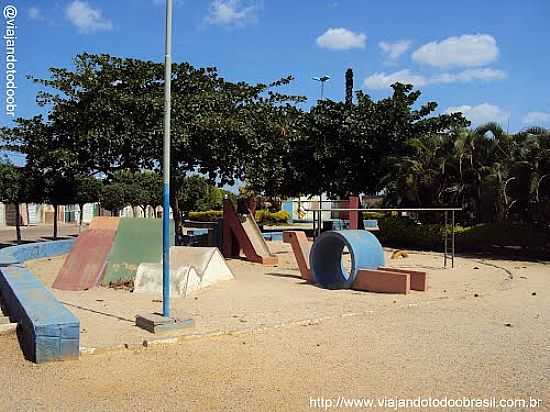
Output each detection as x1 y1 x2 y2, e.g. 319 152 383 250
305 207 462 268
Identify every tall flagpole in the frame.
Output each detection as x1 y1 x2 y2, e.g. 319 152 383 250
162 0 173 318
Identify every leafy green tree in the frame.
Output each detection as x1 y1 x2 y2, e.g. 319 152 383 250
73 176 102 230
4 53 303 237
247 83 468 199
100 182 128 216
42 174 79 239
383 122 550 225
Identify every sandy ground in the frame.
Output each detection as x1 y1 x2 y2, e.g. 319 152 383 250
25 242 525 350
1 242 549 411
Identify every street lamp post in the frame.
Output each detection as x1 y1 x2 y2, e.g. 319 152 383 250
162 0 173 318
135 0 193 332
312 75 330 100
312 75 330 235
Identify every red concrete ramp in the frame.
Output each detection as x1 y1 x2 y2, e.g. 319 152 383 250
52 229 116 291
89 216 120 231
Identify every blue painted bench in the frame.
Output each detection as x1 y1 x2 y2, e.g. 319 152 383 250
0 239 79 363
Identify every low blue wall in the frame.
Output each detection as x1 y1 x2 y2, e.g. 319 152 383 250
0 239 79 363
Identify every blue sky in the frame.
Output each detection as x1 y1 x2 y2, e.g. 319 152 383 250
2 0 550 133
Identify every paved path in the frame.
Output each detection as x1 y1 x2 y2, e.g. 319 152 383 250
0 224 81 248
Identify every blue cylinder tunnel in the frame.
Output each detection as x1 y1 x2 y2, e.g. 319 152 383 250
309 230 385 289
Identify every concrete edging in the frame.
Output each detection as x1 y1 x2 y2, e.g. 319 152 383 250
0 239 79 363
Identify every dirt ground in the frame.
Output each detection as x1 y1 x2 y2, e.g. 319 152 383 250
1 242 550 411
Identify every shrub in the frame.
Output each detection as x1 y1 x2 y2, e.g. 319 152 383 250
362 211 386 220
187 209 290 225
187 210 223 222
255 209 289 225
377 216 550 256
378 216 451 251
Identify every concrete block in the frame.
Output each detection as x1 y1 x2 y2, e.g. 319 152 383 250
136 313 194 334
378 267 427 291
353 269 410 294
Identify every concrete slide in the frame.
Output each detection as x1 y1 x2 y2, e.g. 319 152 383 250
222 199 277 265
134 246 234 296
241 214 274 260
53 217 120 291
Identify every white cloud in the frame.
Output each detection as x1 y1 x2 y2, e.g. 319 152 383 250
522 112 550 125
379 40 411 60
363 69 428 90
316 28 366 50
363 67 506 90
65 1 112 33
431 68 506 84
445 103 510 126
206 0 258 27
28 7 43 20
412 34 499 68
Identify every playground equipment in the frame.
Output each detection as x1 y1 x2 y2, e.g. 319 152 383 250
222 199 278 266
54 216 235 293
284 230 427 294
309 230 384 289
53 217 119 291
134 246 234 296
52 217 175 290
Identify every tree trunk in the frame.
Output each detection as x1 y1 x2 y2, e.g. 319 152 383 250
15 203 22 244
171 195 183 240
78 203 85 233
53 204 58 240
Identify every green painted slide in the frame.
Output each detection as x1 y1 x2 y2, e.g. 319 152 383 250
101 218 175 287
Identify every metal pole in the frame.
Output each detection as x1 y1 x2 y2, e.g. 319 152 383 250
320 81 324 100
444 211 448 268
312 209 316 239
451 210 455 268
162 0 173 318
320 198 323 235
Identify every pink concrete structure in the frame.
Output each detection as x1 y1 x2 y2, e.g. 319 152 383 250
353 269 410 294
348 196 360 230
223 199 278 266
379 267 427 291
282 231 312 281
